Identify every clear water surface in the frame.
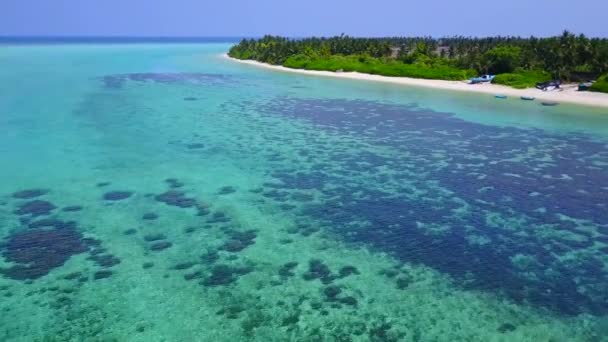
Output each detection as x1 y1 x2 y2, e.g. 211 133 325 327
1 41 608 341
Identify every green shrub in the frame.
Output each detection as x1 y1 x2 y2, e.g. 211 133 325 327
492 70 552 89
590 74 608 93
283 54 311 68
482 46 522 74
283 55 475 81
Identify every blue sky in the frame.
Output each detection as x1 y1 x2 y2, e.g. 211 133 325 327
1 0 607 37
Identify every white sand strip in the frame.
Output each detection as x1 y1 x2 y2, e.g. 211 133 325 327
224 54 608 108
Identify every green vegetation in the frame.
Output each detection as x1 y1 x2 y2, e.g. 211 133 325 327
283 54 475 80
229 32 608 92
590 75 608 93
481 46 522 74
492 69 552 89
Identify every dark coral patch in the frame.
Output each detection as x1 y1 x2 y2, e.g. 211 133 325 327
220 240 249 253
207 211 230 223
173 262 197 270
262 190 290 201
12 189 49 199
165 178 184 188
149 241 172 251
93 270 113 280
14 200 57 217
102 73 234 88
396 277 411 290
62 205 83 212
291 193 314 202
89 247 107 256
340 296 358 306
103 191 133 201
82 237 102 248
260 97 608 316
278 262 298 278
323 285 342 301
379 268 399 278
279 204 296 211
0 228 88 280
498 323 517 333
186 143 205 149
63 272 82 280
51 296 73 309
303 259 335 284
200 250 219 264
231 230 257 241
28 219 75 230
155 190 196 208
201 264 252 287
142 213 159 220
123 229 137 235
196 205 211 216
338 265 360 278
144 233 166 242
216 305 245 319
287 223 320 237
184 271 203 281
219 230 257 253
281 313 300 327
202 265 236 286
218 186 236 195
89 254 121 268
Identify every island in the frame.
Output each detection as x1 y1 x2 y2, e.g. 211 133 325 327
228 32 608 106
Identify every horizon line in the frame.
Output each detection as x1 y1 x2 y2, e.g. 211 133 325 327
1 32 607 40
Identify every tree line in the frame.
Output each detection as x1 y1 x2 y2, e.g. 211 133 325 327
229 32 608 82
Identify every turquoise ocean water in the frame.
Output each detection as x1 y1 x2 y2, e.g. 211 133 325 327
1 41 608 341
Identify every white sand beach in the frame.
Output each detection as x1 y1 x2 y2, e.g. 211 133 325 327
225 54 608 108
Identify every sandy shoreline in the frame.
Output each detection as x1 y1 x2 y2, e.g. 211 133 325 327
224 54 608 108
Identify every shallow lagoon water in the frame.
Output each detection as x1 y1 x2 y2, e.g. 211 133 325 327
1 42 608 341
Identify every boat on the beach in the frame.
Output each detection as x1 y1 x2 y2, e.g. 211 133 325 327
521 96 535 101
541 101 559 106
495 94 507 99
470 74 495 84
536 80 561 91
578 82 594 91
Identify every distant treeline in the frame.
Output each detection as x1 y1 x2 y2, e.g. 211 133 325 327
228 32 608 90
